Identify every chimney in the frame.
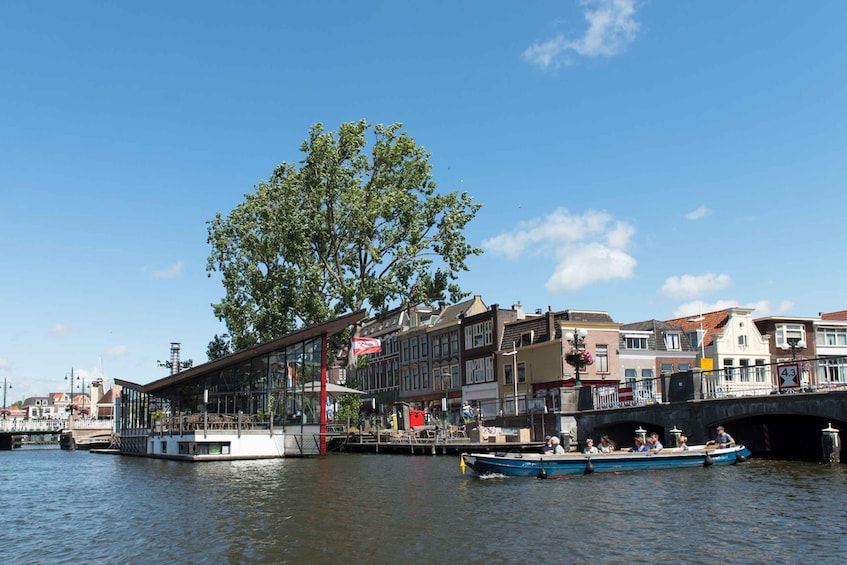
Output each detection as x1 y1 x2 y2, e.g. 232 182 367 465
170 342 181 375
513 302 525 320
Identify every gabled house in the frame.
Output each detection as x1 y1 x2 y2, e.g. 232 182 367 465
666 307 772 397
499 308 620 415
427 295 487 422
618 320 698 402
459 303 519 419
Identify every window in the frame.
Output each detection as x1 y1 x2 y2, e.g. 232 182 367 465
450 332 459 356
484 321 493 345
451 365 460 389
441 335 450 357
464 321 492 349
433 367 442 390
485 357 494 382
755 360 766 383
421 365 429 388
432 335 441 358
723 359 734 381
402 340 410 362
775 323 805 348
624 368 637 382
739 359 750 382
403 368 410 391
520 331 533 347
664 333 681 350
738 335 747 346
412 366 420 389
420 335 428 358
641 368 654 380
661 363 673 373
411 337 419 360
505 364 513 385
818 358 847 383
596 345 608 373
466 359 486 384
679 363 691 371
817 327 847 346
517 362 526 383
626 336 648 350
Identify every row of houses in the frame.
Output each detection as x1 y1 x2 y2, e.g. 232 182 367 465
353 297 847 421
4 382 117 420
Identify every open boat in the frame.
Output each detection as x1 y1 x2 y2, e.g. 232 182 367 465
461 444 751 478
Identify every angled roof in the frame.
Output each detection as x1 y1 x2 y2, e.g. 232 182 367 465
431 295 486 329
118 309 367 394
821 310 847 321
620 319 696 352
664 309 732 347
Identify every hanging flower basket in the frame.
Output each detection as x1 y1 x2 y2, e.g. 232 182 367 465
566 350 594 369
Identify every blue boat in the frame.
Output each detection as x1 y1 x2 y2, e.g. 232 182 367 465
461 445 752 478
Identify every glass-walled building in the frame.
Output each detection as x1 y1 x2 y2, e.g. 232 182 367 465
116 310 366 460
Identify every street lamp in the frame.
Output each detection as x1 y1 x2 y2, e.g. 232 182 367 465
781 337 806 361
2 378 11 411
564 328 589 387
65 369 76 415
502 343 519 416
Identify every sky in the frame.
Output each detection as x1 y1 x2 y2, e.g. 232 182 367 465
2 1 846 402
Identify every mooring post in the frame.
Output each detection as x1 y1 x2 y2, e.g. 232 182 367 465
821 422 840 464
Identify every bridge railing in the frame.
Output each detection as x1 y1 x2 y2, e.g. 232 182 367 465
0 419 65 432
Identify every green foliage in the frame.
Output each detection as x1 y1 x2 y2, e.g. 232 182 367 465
207 120 482 353
336 391 363 423
206 333 232 361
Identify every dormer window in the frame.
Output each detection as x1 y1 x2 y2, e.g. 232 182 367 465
625 336 648 350
664 332 681 350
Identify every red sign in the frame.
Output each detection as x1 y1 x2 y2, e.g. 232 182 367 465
618 386 634 403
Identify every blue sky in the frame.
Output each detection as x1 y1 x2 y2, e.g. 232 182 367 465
2 1 846 402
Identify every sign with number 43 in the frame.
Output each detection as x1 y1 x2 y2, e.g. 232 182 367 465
778 363 800 390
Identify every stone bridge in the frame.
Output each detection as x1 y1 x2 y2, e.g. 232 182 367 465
574 390 847 460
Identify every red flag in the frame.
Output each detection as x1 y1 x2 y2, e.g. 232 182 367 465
352 337 381 355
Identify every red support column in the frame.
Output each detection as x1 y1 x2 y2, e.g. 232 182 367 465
320 332 328 455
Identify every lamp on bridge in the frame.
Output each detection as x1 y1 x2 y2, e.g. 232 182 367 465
564 328 592 388
780 337 806 361
2 378 11 411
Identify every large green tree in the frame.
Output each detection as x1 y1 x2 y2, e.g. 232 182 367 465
206 120 482 353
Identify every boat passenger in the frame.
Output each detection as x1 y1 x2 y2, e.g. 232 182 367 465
599 435 615 453
542 436 554 454
582 438 599 454
628 437 647 452
678 435 689 451
646 432 663 453
550 436 565 455
706 426 735 448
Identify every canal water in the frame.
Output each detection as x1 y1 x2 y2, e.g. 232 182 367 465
2 447 845 564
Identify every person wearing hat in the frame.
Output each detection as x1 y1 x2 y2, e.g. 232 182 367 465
542 435 554 454
706 426 735 448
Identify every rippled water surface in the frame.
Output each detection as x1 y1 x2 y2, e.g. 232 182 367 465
2 447 846 564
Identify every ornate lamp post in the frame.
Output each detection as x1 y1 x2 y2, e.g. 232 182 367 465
781 337 806 361
564 328 591 387
2 378 11 411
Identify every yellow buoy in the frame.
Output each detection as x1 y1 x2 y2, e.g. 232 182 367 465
460 454 466 474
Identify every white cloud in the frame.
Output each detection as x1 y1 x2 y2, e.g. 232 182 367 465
545 242 637 292
672 299 794 319
0 357 11 372
152 260 184 279
49 324 72 338
661 273 732 300
523 0 640 70
483 207 637 292
685 205 710 220
104 345 128 357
